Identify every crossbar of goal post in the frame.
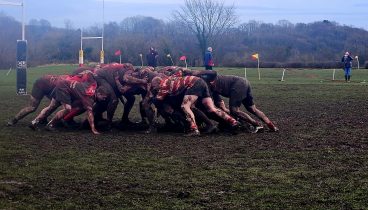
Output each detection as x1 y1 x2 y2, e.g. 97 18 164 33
79 29 104 66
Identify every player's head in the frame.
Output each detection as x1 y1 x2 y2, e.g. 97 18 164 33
122 63 134 71
95 86 108 101
151 76 162 94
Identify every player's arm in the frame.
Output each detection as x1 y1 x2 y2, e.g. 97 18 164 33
82 97 100 135
213 92 230 114
123 73 148 85
114 72 127 94
87 108 100 135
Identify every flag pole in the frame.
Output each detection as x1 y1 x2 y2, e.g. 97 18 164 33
139 54 143 67
332 69 336 80
257 57 261 80
167 54 174 65
119 55 122 64
244 67 247 78
185 59 188 68
170 57 174 66
6 68 12 76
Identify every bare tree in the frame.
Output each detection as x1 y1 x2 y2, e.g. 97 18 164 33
172 0 237 54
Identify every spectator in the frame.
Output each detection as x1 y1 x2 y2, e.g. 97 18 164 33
341 51 354 82
204 47 214 70
146 47 159 68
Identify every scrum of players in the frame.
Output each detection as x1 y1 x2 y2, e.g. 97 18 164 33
7 63 279 136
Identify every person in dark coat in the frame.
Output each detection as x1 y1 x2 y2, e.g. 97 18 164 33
146 47 159 68
341 51 354 82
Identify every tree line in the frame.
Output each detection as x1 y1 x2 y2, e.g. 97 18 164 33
1 12 368 69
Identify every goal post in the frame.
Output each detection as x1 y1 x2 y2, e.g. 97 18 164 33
79 0 105 65
100 50 104 64
79 29 104 65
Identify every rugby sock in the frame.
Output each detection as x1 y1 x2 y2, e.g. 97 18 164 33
63 108 80 121
266 121 277 130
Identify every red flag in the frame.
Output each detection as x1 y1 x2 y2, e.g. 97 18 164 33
114 50 121 56
179 55 187 61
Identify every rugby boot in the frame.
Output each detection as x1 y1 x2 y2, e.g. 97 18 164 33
45 123 56 132
256 125 265 133
250 125 264 133
62 119 80 129
229 121 241 134
202 124 219 134
136 119 148 126
120 118 135 126
184 129 200 137
38 118 48 125
144 125 157 134
28 119 40 131
7 118 17 126
45 120 57 132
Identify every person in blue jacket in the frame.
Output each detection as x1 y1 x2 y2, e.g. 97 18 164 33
341 51 354 82
204 47 214 70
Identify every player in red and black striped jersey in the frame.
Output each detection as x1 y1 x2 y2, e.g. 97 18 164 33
139 67 218 134
154 75 200 100
150 75 239 136
7 74 68 126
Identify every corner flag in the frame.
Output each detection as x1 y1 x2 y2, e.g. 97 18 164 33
251 53 259 60
114 50 122 56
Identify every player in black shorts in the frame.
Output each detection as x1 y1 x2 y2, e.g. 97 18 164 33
7 74 67 126
150 75 239 136
45 75 108 135
209 75 279 132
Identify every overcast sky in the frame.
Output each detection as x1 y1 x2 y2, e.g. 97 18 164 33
1 0 368 30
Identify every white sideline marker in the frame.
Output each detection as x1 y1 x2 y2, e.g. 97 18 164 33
281 69 286 81
139 54 143 67
6 68 12 76
332 69 336 81
244 67 247 78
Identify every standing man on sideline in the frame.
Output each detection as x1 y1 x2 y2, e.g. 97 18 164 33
146 47 159 68
204 47 214 70
341 51 354 82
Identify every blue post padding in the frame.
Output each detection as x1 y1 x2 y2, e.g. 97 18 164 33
16 40 27 95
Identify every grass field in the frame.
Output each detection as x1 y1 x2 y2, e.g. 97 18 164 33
1 65 368 209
